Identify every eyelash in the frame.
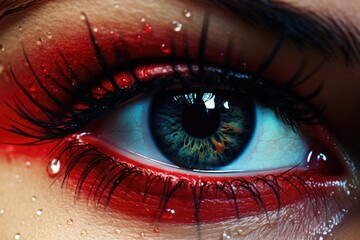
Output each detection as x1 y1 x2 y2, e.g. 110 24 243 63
59 139 320 222
5 12 326 222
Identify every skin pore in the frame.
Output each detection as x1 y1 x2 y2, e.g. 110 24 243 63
0 0 359 239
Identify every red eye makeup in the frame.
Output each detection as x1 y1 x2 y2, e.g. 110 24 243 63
0 5 358 237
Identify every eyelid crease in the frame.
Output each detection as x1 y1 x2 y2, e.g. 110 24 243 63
213 0 360 65
0 0 39 21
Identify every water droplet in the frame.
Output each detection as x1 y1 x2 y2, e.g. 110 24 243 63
15 174 21 180
57 223 62 228
236 227 253 237
46 32 53 39
110 30 114 34
223 229 232 240
143 23 152 33
80 15 85 20
25 161 31 167
0 44 4 51
36 209 43 216
160 43 171 54
93 27 98 33
14 233 21 240
0 208 5 215
114 4 119 8
80 230 87 236
171 20 183 32
29 85 37 92
161 208 175 220
139 232 145 237
67 219 74 225
153 227 160 233
183 9 192 18
47 158 61 177
140 17 146 23
36 38 43 45
18 26 23 31
114 228 122 234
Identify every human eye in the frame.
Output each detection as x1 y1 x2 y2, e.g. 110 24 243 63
0 1 359 240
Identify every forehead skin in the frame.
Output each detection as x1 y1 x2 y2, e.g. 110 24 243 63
0 0 359 239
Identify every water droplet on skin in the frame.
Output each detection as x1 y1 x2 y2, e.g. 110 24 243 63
67 219 74 225
139 232 145 237
36 209 43 216
110 30 114 34
160 43 171 54
47 158 61 177
15 174 21 181
57 223 62 228
25 161 31 167
0 44 4 51
114 4 119 8
46 32 53 39
80 15 85 20
153 228 160 233
80 230 87 236
114 228 122 234
140 17 146 23
236 227 252 237
93 27 98 33
161 208 176 220
222 229 232 240
29 85 37 92
0 208 5 215
183 9 192 18
36 38 43 45
14 233 21 240
18 26 23 31
171 20 183 32
143 23 152 33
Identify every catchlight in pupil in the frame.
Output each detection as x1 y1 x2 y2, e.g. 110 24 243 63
150 90 255 170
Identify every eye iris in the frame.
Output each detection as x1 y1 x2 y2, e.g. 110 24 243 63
150 90 255 170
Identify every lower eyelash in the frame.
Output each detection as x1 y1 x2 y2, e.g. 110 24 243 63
56 138 322 224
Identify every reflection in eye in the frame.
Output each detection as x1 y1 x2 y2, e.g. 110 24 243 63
3 9 357 238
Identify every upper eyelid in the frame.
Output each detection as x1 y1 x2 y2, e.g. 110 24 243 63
0 0 39 21
1 0 360 66
213 0 360 65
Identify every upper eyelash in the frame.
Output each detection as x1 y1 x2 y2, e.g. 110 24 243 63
4 12 325 144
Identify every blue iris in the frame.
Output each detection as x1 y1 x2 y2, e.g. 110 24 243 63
150 90 255 170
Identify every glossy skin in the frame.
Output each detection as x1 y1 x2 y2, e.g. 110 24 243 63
0 0 359 239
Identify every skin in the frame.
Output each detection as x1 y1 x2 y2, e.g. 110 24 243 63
0 0 359 239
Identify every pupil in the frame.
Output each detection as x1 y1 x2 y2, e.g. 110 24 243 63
182 96 220 138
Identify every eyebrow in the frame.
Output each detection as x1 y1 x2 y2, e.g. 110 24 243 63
1 0 360 65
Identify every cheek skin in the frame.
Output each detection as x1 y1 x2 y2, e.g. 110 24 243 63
0 156 203 239
0 154 358 240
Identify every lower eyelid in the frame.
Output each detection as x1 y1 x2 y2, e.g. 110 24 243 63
52 121 354 224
